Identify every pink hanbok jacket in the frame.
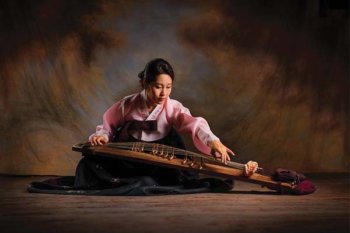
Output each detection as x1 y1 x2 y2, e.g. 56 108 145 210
90 90 219 155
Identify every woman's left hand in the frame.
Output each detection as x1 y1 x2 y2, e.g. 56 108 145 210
208 140 235 164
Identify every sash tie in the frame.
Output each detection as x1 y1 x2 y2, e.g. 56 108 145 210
127 120 158 131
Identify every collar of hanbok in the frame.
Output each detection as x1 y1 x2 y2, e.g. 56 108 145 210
140 89 168 121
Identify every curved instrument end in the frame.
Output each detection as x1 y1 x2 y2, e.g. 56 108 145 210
72 142 91 152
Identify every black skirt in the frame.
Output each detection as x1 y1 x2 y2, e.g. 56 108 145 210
27 128 234 195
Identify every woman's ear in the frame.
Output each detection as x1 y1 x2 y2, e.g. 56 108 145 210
144 83 151 97
142 79 147 89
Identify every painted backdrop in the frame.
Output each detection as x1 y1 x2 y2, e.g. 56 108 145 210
0 0 348 175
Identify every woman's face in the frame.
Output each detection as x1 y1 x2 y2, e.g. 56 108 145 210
146 74 173 106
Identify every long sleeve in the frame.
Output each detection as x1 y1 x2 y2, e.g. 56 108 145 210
89 100 124 142
169 101 219 155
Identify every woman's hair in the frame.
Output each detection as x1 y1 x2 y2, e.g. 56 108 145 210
138 58 175 88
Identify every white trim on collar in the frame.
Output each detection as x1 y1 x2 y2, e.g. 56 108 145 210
147 104 163 120
140 89 164 120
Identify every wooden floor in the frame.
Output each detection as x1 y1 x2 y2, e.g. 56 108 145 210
0 174 349 233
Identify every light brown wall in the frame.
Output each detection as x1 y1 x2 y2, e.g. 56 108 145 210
0 0 348 175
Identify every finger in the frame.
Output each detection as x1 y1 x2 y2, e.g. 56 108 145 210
101 137 108 145
226 148 236 157
101 138 107 145
97 138 103 145
92 138 97 146
223 154 230 163
219 150 225 163
225 155 229 164
95 138 100 145
222 156 226 164
222 152 228 164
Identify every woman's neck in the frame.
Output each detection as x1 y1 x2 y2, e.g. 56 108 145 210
147 104 156 113
145 97 157 113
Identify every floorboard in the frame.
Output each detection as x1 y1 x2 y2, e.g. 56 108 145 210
0 174 349 233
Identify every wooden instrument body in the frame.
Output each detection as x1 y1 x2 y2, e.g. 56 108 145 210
72 142 295 194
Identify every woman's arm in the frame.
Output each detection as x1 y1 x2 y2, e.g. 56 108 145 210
90 101 124 146
170 101 234 163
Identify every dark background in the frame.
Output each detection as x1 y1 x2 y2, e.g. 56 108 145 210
0 0 348 175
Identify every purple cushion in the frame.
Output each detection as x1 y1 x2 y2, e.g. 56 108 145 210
292 180 317 195
272 168 316 195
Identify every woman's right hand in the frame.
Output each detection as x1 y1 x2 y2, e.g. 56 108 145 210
90 135 109 146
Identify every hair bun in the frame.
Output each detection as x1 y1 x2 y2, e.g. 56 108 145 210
138 58 174 89
138 71 145 80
